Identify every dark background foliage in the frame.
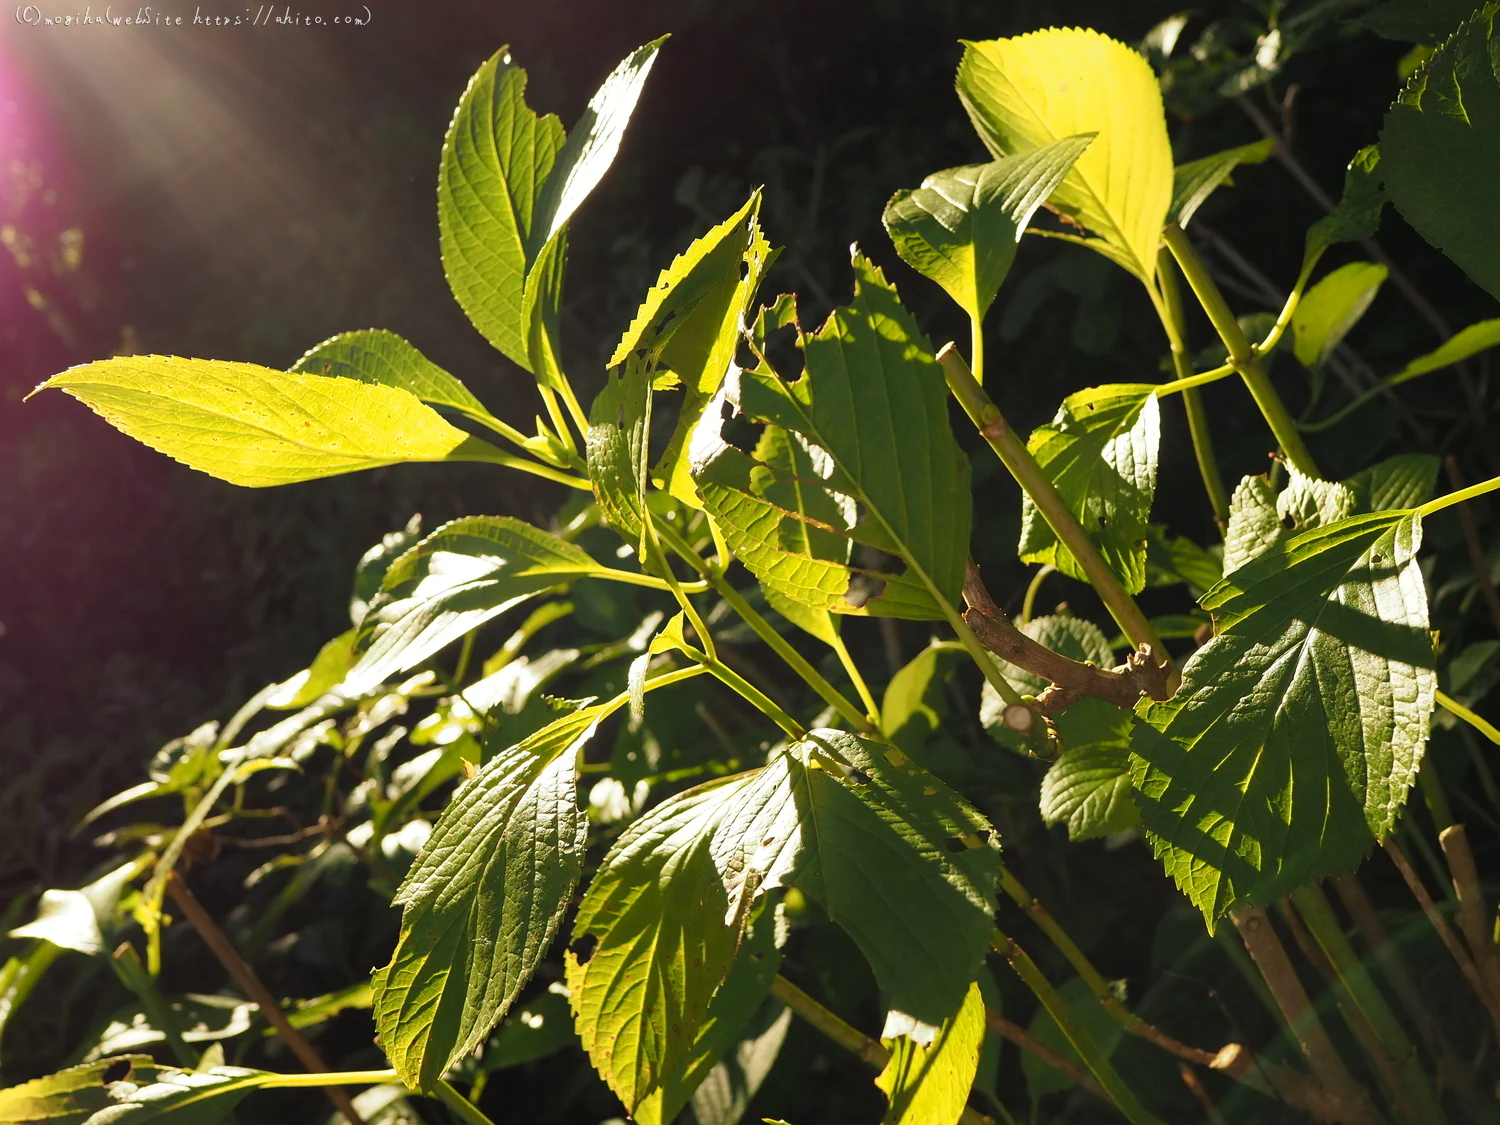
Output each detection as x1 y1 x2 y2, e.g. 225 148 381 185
3 1 1498 1121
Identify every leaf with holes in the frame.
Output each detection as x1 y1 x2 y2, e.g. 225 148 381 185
1168 139 1273 228
291 329 486 418
957 28 1175 281
440 40 662 372
347 517 616 693
0 1055 269 1125
1382 6 1500 301
1019 384 1160 595
882 137 1093 323
1223 469 1356 576
1131 512 1436 928
30 357 506 488
372 703 604 1091
722 251 971 619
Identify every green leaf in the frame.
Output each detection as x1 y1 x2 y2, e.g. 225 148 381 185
1019 384 1160 595
265 630 356 710
1346 454 1442 512
1364 0 1478 44
0 1056 266 1125
30 358 505 488
372 703 603 1091
981 616 1132 753
1168 139 1274 228
1144 527 1223 594
586 357 653 544
10 861 143 956
721 731 1001 1040
520 227 570 393
633 906 784 1125
609 192 771 507
351 516 424 627
1306 145 1385 263
1292 262 1388 369
882 642 968 754
1132 512 1436 927
439 48 565 369
875 981 986 1125
528 37 666 258
291 330 486 418
1222 476 1280 576
440 40 663 370
727 252 972 619
882 137 1093 321
1382 5 1500 301
567 774 752 1112
957 29 1175 281
1391 317 1500 383
1040 743 1139 841
348 516 612 692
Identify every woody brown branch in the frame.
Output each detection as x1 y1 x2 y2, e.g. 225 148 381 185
962 560 1170 713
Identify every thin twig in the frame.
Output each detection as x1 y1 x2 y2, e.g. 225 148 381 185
1383 839 1500 1045
983 1007 1104 1098
1439 824 1500 1013
166 873 366 1125
1443 456 1500 635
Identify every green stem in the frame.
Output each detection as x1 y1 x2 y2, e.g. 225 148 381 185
110 943 197 1068
555 378 592 444
258 1070 398 1088
1162 224 1321 477
537 385 578 459
1420 474 1500 516
827 629 881 724
971 314 986 387
1290 884 1446 1125
653 520 873 734
463 410 532 451
700 654 804 740
596 565 709 595
937 345 1174 684
457 442 592 490
1154 251 1232 524
1438 691 1500 745
435 1079 501 1125
1018 565 1054 626
1256 254 1322 358
991 928 1165 1125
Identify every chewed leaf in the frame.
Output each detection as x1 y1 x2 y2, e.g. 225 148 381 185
31 356 504 487
1132 512 1436 928
1019 384 1160 595
957 28 1174 280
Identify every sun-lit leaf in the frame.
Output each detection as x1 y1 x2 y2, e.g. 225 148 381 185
1019 384 1160 595
882 137 1093 322
567 774 752 1113
1391 318 1500 383
957 29 1175 281
1292 261 1388 369
10 861 144 956
291 329 486 418
1277 466 1357 534
520 227 570 392
1222 476 1280 576
1346 453 1441 512
586 357 653 544
0 1056 268 1125
1131 512 1436 928
722 252 971 619
633 907 784 1125
875 981 986 1125
347 517 615 693
882 642 967 753
372 703 608 1091
30 358 506 487
1040 743 1139 841
1306 145 1384 264
1144 527 1223 594
1382 6 1500 301
1168 138 1273 228
265 630 356 710
440 40 662 370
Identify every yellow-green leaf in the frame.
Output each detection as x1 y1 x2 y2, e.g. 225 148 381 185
31 357 503 487
875 981 986 1125
957 29 1174 281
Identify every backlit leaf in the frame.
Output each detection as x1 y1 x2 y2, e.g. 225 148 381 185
1306 145 1385 264
1382 5 1500 300
31 358 505 488
1131 512 1436 927
1168 139 1273 228
1390 318 1500 383
291 329 486 418
1292 262 1388 369
875 981 986 1125
1346 453 1441 512
1019 385 1160 595
347 517 612 692
882 137 1093 322
372 704 604 1090
0 1056 267 1125
1039 743 1138 841
957 29 1175 281
586 357 653 544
